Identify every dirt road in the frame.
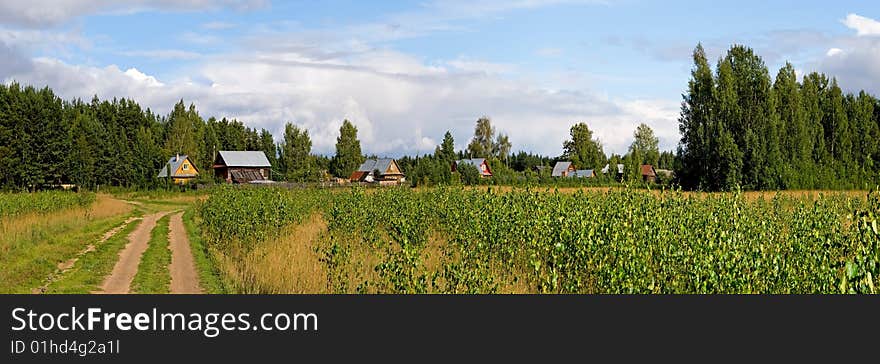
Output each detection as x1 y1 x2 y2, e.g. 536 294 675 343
96 211 169 294
168 212 203 294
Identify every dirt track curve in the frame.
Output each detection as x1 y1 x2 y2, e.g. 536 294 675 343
168 212 203 294
96 211 169 294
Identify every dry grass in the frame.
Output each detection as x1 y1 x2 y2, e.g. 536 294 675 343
0 194 131 254
216 214 329 293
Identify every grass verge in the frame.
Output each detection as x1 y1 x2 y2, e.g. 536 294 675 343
183 208 226 293
46 211 144 293
130 214 172 294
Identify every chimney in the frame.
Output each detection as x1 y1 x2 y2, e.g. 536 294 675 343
176 153 179 162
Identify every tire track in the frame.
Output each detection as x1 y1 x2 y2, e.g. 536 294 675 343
95 211 169 294
168 212 203 294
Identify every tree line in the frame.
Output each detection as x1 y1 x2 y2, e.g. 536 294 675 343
678 44 880 191
2 43 877 191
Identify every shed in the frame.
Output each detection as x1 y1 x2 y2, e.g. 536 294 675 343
213 151 272 184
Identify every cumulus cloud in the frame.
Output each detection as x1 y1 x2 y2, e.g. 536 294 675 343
4 47 678 156
842 13 880 37
0 0 267 28
815 14 880 95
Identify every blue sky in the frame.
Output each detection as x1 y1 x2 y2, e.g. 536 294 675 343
2 0 879 157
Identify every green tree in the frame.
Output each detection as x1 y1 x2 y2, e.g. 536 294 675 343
330 120 364 178
467 117 496 159
438 131 456 162
495 133 512 164
279 123 316 182
677 44 715 190
563 122 605 169
629 123 660 167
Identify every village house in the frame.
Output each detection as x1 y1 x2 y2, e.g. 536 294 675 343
213 151 272 184
551 161 576 177
641 164 657 183
601 163 625 180
350 158 406 185
453 158 493 177
157 154 199 185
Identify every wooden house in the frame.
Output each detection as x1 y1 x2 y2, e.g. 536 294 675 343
157 154 199 185
453 158 493 177
641 164 657 183
552 161 576 177
213 151 272 184
350 158 405 183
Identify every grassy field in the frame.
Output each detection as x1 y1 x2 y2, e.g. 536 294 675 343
198 186 880 294
0 194 134 293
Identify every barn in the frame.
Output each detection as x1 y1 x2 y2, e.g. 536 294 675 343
157 154 199 185
213 151 272 184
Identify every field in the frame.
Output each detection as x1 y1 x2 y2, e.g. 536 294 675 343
0 191 215 294
197 186 880 294
1 187 876 294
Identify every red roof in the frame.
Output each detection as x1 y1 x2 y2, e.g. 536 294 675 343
640 165 656 177
349 171 369 182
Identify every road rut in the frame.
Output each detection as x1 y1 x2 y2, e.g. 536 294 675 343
168 212 202 294
96 212 169 294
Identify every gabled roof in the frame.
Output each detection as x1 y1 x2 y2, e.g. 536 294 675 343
356 158 402 175
455 159 492 176
216 151 271 168
158 155 198 178
641 164 656 177
552 161 573 177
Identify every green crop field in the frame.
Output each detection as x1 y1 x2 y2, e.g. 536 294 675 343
197 186 880 294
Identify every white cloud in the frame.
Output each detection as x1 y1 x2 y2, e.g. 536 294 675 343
5 48 677 157
826 48 843 57
814 14 880 95
0 0 267 28
842 13 880 37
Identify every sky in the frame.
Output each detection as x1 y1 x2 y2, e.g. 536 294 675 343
1 0 879 157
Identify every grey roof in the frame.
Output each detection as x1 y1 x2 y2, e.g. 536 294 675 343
573 170 594 178
157 155 197 178
552 161 573 177
357 158 400 175
217 151 271 168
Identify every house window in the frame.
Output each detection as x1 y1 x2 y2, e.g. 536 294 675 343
183 163 189 171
